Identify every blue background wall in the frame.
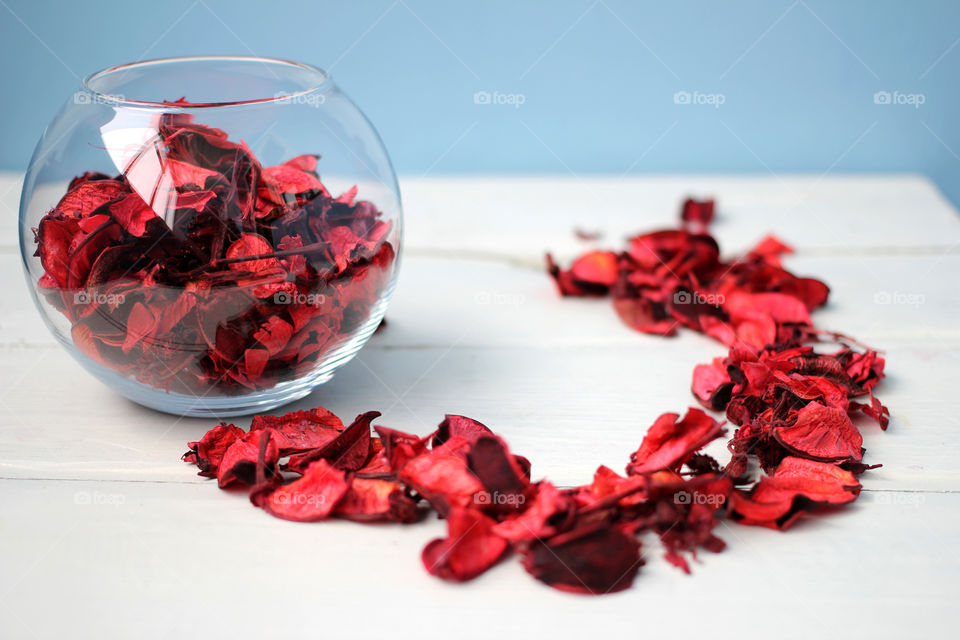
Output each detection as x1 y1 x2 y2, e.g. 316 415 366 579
2 0 959 205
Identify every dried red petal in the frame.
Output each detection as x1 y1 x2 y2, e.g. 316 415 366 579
260 162 324 201
772 403 863 463
109 193 161 237
491 482 575 542
249 406 344 455
432 414 493 447
285 411 377 474
627 408 725 475
333 477 420 523
398 452 486 515
569 250 618 286
612 295 678 336
730 456 861 529
725 291 812 326
680 198 714 226
691 357 734 410
217 430 280 489
422 508 508 582
466 434 529 504
55 180 129 217
225 233 281 273
182 423 245 477
254 459 349 522
521 525 642 594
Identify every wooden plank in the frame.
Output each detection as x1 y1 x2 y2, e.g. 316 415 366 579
0 333 955 491
398 174 960 258
3 253 960 348
0 478 956 639
4 173 959 256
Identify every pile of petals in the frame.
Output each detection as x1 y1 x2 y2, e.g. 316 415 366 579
186 406 753 593
548 198 888 531
33 110 395 395
183 198 887 594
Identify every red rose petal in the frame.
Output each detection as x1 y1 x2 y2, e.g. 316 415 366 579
333 477 420 523
730 457 861 529
285 411 377 474
182 423 245 478
109 193 161 237
773 403 863 463
255 459 349 522
521 524 642 594
249 406 344 455
422 508 508 582
627 408 725 475
218 430 280 489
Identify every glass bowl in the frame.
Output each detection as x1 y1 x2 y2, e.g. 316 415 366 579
18 56 402 417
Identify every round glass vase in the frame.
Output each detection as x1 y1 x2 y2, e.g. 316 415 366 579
18 56 402 417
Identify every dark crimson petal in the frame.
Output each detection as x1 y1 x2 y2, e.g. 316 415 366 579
521 525 642 594
422 508 508 582
432 414 493 448
466 434 529 496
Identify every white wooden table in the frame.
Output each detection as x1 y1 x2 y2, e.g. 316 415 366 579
1 173 958 639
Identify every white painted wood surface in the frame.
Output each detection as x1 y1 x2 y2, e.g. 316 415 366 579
1 172 958 639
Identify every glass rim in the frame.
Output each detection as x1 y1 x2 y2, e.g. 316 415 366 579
81 55 332 108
